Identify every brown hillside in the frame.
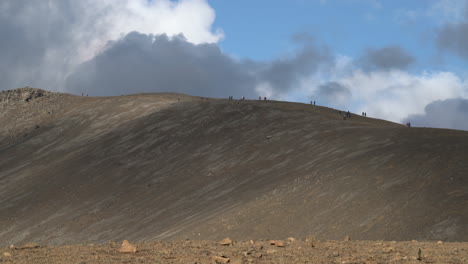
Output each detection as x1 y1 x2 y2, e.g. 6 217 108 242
0 88 467 246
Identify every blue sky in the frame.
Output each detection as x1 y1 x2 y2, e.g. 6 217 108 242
209 0 466 75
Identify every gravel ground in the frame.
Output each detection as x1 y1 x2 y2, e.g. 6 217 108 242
1 239 467 264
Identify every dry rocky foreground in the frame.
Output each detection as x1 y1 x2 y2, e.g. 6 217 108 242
2 238 468 264
1 88 468 263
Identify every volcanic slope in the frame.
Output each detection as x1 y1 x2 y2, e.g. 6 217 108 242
0 88 467 246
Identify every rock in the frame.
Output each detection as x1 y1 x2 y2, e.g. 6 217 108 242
437 241 443 244
249 240 255 245
219 238 233 246
213 256 230 263
332 251 340 257
9 245 14 249
275 242 285 247
269 240 277 245
287 237 296 242
344 235 351 241
3 252 11 257
266 135 273 139
22 92 32 101
411 240 418 243
383 247 395 253
266 249 277 254
417 248 422 261
119 240 137 253
18 243 40 250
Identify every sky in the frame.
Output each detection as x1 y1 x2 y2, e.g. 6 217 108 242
1 0 468 130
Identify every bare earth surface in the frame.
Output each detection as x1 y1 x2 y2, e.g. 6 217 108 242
0 88 467 263
2 239 468 264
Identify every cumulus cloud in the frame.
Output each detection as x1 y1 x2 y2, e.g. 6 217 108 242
0 0 221 91
331 70 466 123
295 66 467 126
360 46 415 71
65 32 331 98
403 98 468 130
66 33 256 98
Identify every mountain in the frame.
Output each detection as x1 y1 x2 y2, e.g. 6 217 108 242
0 88 467 246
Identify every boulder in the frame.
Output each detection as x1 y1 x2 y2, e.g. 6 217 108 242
119 240 137 253
219 238 233 246
213 256 230 263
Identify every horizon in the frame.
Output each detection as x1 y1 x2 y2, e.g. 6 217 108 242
1 0 467 130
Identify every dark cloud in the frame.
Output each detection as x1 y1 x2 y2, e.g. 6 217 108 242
403 98 468 131
437 23 468 60
66 33 257 98
0 0 331 99
0 1 110 91
435 1 468 60
316 82 352 108
257 38 331 94
65 32 331 98
360 46 415 71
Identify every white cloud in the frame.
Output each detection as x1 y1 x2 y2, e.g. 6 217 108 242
342 70 466 122
294 68 467 125
0 0 221 91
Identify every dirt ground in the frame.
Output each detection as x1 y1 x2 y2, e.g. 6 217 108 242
1 239 467 264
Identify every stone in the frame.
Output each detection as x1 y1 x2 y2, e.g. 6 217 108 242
344 235 351 241
3 252 11 257
213 256 230 263
269 240 277 245
249 240 255 245
437 241 443 244
119 240 137 253
219 238 233 246
266 249 278 254
18 243 40 250
275 242 285 247
383 247 395 253
287 237 296 242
